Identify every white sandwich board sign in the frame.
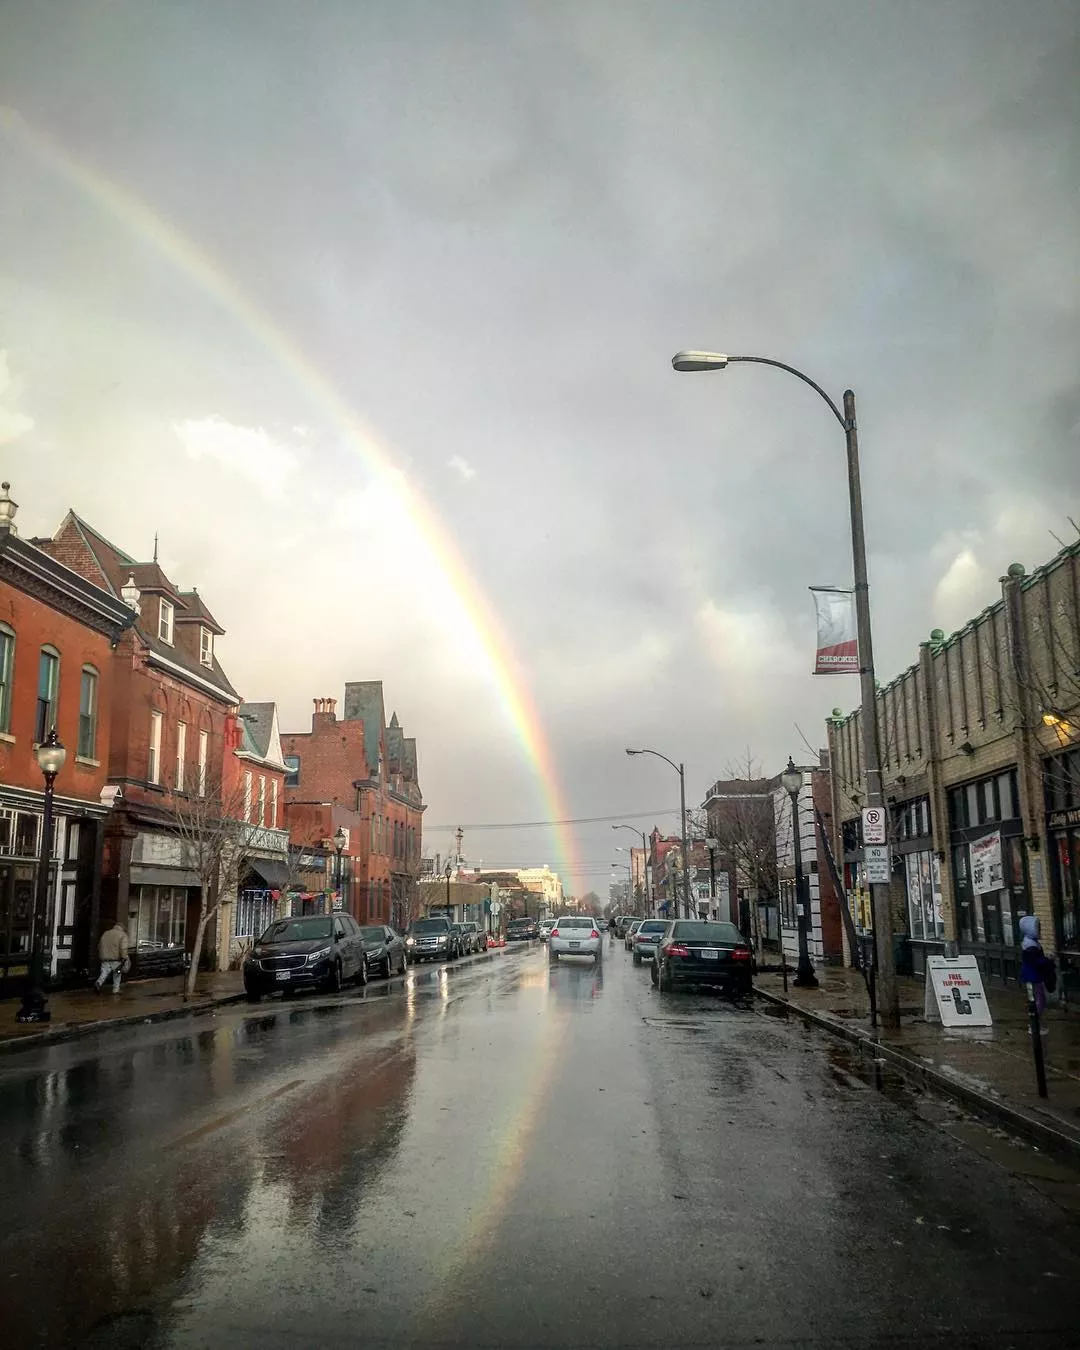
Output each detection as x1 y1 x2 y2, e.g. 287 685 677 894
924 955 992 1028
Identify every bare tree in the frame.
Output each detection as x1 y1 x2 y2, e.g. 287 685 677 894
165 772 250 999
704 750 778 954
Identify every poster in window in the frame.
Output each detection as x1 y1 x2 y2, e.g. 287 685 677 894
970 830 1003 895
931 852 944 936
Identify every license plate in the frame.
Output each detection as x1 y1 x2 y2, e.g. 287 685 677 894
701 949 719 960
275 971 292 981
570 941 580 948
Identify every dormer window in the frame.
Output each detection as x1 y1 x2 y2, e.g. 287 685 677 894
199 626 214 667
158 598 174 645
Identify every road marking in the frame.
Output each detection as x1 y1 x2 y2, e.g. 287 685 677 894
167 1078 306 1148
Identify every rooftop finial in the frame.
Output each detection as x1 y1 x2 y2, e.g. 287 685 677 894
0 482 18 534
153 531 159 564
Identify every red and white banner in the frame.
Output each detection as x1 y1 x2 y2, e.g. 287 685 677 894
811 588 859 674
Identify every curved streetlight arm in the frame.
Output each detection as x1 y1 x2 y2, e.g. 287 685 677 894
725 356 847 430
626 747 682 777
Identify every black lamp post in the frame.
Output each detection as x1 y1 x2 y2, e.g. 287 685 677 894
333 825 347 916
444 862 453 919
17 729 67 1023
782 757 818 990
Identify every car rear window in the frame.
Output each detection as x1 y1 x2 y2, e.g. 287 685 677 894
557 917 595 929
638 921 667 934
672 921 743 944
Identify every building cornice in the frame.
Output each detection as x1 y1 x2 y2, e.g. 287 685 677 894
0 529 135 640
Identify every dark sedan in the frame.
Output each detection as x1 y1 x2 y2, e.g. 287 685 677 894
243 913 368 1000
360 924 408 978
506 917 539 941
650 920 753 997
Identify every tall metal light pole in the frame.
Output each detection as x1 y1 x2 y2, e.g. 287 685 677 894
17 729 67 1023
781 757 817 989
444 862 453 920
625 749 690 920
613 824 650 914
333 825 347 916
672 350 897 1028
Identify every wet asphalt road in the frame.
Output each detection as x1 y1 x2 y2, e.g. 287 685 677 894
4 941 1080 1350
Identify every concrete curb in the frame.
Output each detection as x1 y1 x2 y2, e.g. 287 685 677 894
0 990 248 1057
755 986 1080 1163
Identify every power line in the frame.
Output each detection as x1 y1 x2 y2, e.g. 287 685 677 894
424 809 679 832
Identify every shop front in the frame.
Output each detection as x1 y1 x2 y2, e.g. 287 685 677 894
1046 745 1080 997
893 797 946 977
949 768 1028 985
124 832 202 976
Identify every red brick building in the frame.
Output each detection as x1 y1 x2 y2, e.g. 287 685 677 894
0 487 133 989
35 512 241 971
281 682 424 928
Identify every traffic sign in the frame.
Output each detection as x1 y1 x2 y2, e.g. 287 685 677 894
862 806 887 845
864 844 890 884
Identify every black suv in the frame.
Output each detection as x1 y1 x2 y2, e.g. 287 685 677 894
507 917 539 941
405 916 461 963
243 913 368 1000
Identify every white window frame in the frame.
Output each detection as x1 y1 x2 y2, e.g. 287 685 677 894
158 598 174 645
271 777 279 827
78 665 99 759
258 774 266 825
198 730 208 796
244 770 253 821
175 720 187 792
149 710 163 785
0 623 14 734
199 626 214 667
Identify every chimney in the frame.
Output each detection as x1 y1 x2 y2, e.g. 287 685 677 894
312 697 338 727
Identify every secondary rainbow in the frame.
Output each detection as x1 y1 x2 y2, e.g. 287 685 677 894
3 106 583 890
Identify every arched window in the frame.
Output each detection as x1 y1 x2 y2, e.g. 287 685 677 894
36 646 60 743
0 623 14 734
78 665 99 759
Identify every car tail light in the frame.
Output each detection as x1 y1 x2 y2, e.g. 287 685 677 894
590 929 600 939
663 943 690 957
731 947 751 961
551 929 559 938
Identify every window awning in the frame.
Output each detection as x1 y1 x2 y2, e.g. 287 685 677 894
244 857 293 890
130 865 203 889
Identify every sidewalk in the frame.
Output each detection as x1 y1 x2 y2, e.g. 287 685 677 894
0 971 246 1055
755 964 1080 1158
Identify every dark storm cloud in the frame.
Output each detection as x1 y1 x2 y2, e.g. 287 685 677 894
2 0 1078 891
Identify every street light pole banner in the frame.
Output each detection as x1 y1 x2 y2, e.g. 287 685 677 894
810 587 859 674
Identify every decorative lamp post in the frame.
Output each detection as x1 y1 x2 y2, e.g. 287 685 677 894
333 826 347 915
625 748 690 919
17 729 67 1023
781 757 818 990
444 862 453 920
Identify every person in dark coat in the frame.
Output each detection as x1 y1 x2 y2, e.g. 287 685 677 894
1020 914 1054 1017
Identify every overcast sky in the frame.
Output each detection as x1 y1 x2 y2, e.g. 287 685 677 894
3 1 1078 896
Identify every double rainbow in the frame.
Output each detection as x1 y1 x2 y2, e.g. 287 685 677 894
3 107 582 888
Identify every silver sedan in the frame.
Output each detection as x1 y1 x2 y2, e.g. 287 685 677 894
548 916 603 964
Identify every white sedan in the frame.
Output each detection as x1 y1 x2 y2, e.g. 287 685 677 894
548 916 603 964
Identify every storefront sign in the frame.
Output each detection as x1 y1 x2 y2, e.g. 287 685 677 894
924 955 992 1027
864 844 891 884
970 830 1003 895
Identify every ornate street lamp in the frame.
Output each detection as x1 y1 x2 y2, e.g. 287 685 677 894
781 757 818 990
333 825 347 916
17 729 67 1023
444 861 453 919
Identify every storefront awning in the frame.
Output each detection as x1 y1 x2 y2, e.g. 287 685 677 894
130 865 203 889
244 857 293 890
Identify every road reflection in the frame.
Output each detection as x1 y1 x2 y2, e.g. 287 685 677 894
547 953 605 1002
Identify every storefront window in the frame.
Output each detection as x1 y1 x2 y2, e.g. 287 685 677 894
135 885 187 949
954 844 977 942
905 849 944 942
236 889 277 939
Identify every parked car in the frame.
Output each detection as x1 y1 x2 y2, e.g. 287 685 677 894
460 921 486 952
624 919 644 951
507 917 539 941
405 916 460 962
538 918 556 942
129 939 189 979
243 913 368 1000
631 919 669 966
650 920 753 996
451 922 473 954
360 924 408 978
548 916 603 964
614 914 635 938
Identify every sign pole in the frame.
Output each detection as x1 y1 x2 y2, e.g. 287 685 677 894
1025 981 1049 1099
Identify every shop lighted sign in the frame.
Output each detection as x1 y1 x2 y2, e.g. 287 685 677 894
924 955 992 1028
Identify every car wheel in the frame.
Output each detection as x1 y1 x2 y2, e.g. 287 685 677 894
355 955 368 987
658 963 673 994
245 988 262 1003
650 962 659 987
327 960 343 993
633 952 642 966
383 954 393 978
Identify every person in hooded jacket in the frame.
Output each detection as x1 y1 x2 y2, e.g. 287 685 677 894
1019 914 1056 1017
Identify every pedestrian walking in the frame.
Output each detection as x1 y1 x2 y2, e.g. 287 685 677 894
1020 914 1055 1025
94 920 130 994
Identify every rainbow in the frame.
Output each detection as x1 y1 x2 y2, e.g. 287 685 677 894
2 106 583 889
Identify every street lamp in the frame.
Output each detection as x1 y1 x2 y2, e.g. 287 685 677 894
613 824 650 915
333 825 347 916
17 729 67 1023
781 757 818 990
672 350 896 1026
626 748 690 919
444 862 453 920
